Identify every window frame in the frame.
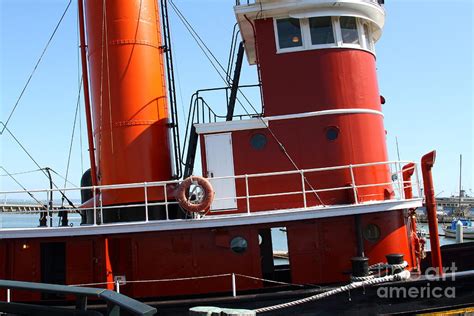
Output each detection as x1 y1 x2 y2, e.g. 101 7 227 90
306 16 337 49
274 16 375 55
273 17 305 53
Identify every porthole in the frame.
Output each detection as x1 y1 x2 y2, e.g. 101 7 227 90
230 236 248 254
325 126 339 141
363 224 381 242
250 133 267 150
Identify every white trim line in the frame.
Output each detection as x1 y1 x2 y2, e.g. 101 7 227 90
195 108 383 134
266 108 383 122
0 199 422 239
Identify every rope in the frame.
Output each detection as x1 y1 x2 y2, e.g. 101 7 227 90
350 275 375 282
254 270 411 314
235 274 308 288
1 0 73 134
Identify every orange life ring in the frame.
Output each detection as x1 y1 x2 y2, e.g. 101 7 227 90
176 176 215 213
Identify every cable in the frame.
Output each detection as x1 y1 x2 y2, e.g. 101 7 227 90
0 122 77 208
169 0 228 78
0 167 47 210
49 169 79 188
0 168 43 177
170 1 324 204
64 78 83 191
1 0 73 134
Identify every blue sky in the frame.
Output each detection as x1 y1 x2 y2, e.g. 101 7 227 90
0 0 472 202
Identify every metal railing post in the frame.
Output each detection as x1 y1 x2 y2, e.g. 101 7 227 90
231 273 236 297
93 187 97 226
349 165 359 204
144 182 149 222
99 188 103 224
396 162 404 200
245 175 250 214
115 281 120 294
414 164 421 197
164 184 169 220
301 171 307 208
7 288 10 302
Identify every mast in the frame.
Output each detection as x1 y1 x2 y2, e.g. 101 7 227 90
459 153 463 214
77 0 98 187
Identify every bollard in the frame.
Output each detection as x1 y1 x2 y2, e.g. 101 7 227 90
456 220 464 243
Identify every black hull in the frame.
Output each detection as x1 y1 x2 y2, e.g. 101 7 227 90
139 271 474 315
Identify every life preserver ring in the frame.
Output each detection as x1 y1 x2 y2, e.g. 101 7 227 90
176 176 215 213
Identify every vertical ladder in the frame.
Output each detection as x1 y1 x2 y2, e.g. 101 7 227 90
160 0 182 179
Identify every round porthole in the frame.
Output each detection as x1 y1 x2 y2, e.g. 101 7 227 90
250 133 267 150
363 224 381 242
326 126 340 141
230 236 248 254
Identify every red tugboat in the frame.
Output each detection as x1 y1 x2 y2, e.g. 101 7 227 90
1 0 473 314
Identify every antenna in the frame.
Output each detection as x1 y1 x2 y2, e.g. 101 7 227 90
395 137 401 161
459 154 462 213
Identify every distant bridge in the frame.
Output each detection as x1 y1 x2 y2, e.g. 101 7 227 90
0 204 72 213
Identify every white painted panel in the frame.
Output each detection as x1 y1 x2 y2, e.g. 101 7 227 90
204 133 237 210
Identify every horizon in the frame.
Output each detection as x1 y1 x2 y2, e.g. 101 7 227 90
1 0 472 203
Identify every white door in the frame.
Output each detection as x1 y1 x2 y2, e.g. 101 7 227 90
204 133 237 210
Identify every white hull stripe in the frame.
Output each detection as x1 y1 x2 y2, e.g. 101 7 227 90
195 108 383 134
0 198 422 239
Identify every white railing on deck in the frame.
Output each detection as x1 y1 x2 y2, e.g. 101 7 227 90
235 0 383 6
0 161 421 228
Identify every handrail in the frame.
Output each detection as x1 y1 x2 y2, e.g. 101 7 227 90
0 160 422 228
235 0 383 6
0 279 156 316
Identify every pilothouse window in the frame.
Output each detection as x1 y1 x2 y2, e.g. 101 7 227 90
309 17 335 45
340 17 360 44
276 18 303 49
275 16 374 53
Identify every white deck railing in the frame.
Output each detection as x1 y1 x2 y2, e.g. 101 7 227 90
0 160 421 229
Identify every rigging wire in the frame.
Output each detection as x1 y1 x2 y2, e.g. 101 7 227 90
76 0 85 173
0 122 77 208
63 77 84 194
168 1 324 205
0 167 47 210
1 0 73 135
0 168 43 177
50 169 79 188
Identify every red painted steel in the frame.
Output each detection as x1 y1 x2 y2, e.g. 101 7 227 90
421 151 443 275
403 162 419 270
211 19 392 212
84 0 172 205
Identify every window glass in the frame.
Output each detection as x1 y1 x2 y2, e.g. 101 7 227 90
363 24 371 49
340 17 359 44
326 126 340 141
230 237 248 254
250 133 267 150
276 18 303 49
309 17 334 45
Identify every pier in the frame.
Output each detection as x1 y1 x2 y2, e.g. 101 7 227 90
0 203 70 213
